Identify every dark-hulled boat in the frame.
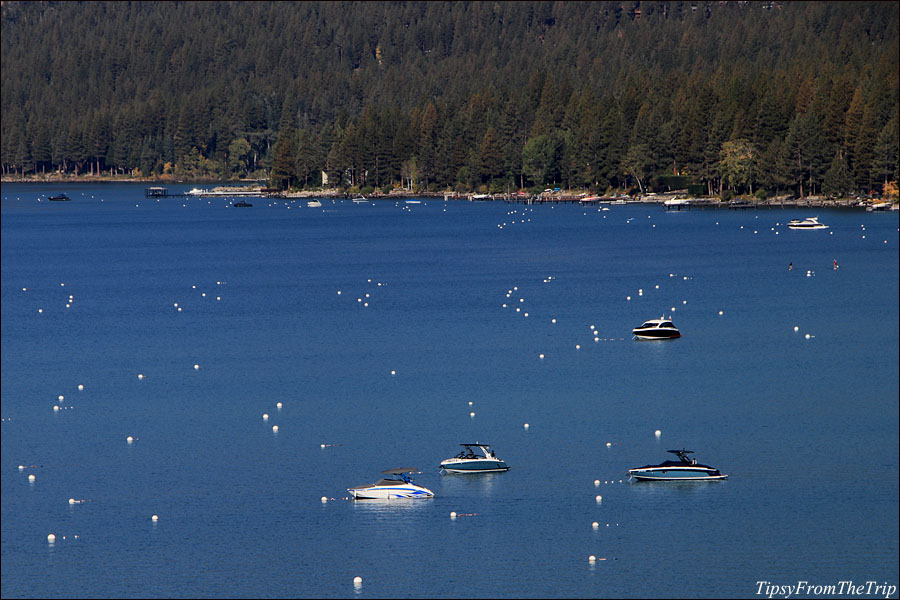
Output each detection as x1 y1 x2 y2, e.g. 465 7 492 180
628 449 728 481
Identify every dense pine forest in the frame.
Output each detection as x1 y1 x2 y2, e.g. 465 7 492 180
1 1 898 198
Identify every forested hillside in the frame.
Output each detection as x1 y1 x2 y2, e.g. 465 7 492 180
1 1 897 197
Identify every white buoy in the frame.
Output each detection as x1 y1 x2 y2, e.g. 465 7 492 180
58 395 64 402
805 333 811 339
18 465 24 471
450 511 457 519
47 534 56 542
794 326 799 332
575 344 580 350
263 413 269 420
69 498 76 504
78 384 84 391
469 412 475 417
655 429 662 437
606 442 612 448
594 479 600 486
28 474 36 482
193 364 199 370
390 370 396 375
539 353 544 359
53 405 60 412
272 425 279 432
151 515 158 522
138 373 145 380
595 495 602 502
353 576 363 585
592 522 599 529
468 401 473 406
589 555 596 562
321 497 328 503
523 423 529 429
718 311 723 315
127 436 134 443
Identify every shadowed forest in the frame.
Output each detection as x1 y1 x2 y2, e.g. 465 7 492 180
1 1 897 197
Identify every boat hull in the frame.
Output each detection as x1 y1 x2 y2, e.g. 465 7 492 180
633 330 681 340
628 468 727 481
440 459 509 473
347 485 434 499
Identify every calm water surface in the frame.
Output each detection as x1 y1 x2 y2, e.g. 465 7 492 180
2 183 898 598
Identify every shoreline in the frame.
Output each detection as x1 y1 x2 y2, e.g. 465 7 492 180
2 177 895 210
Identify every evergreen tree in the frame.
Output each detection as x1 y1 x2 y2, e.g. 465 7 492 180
269 127 298 190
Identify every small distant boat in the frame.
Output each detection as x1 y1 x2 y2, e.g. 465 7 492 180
307 199 322 208
347 468 434 499
471 193 492 200
440 443 509 474
48 193 71 201
664 198 691 208
186 188 208 196
352 195 369 203
233 200 252 207
405 199 422 204
628 449 728 481
632 316 680 340
579 196 602 203
788 217 828 230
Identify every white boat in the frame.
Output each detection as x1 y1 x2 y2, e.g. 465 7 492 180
440 443 509 473
307 199 322 208
352 195 369 203
628 449 728 481
632 316 681 340
347 468 434 499
186 188 208 196
788 217 828 229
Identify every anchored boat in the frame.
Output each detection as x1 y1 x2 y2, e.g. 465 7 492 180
788 217 828 230
628 449 728 481
347 468 434 499
440 443 509 473
632 316 681 340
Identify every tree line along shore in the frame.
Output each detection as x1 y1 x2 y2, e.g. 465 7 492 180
1 2 897 202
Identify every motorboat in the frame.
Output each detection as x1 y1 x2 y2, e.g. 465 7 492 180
628 449 728 481
307 199 322 208
347 468 434 499
232 200 252 207
352 195 369 203
48 193 71 201
788 217 828 230
632 316 681 340
440 443 509 473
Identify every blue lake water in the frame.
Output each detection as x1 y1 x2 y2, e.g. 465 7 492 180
2 182 898 599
